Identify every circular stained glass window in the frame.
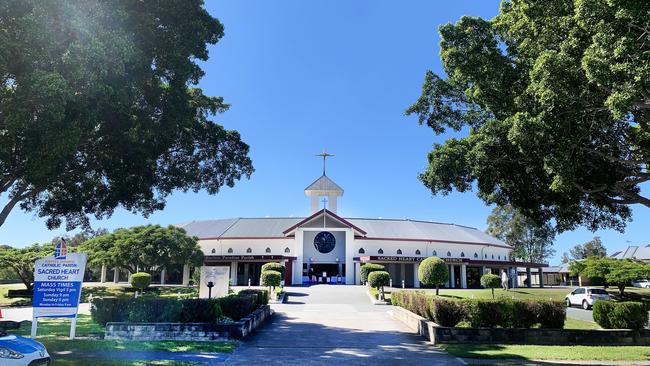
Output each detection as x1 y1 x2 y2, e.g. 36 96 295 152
314 231 336 254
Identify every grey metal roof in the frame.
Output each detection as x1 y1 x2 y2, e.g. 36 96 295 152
610 245 650 260
178 216 507 246
304 175 344 194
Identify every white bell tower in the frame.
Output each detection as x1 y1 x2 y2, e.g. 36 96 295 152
304 151 343 213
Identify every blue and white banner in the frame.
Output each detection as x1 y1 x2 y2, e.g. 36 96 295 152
32 243 87 318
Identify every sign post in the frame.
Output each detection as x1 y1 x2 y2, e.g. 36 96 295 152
31 240 87 339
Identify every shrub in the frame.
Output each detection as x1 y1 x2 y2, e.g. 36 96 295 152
480 274 501 299
127 298 183 323
464 299 511 328
179 299 222 323
218 293 258 321
260 270 282 293
430 298 466 327
368 271 391 300
130 272 152 292
360 264 385 284
592 301 614 329
593 301 648 329
510 300 538 328
536 300 566 328
239 289 269 307
418 257 448 295
261 263 285 277
91 297 131 325
7 289 33 298
391 291 431 319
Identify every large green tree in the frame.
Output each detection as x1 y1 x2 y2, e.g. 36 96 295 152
407 0 650 232
486 204 555 263
0 243 54 290
575 257 650 296
79 225 203 274
0 1 253 230
569 236 607 259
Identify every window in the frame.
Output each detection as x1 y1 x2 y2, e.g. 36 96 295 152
484 253 487 258
447 251 451 257
246 248 252 253
265 247 271 253
575 288 585 294
461 252 465 257
474 253 478 258
590 289 608 295
397 249 402 255
358 248 365 254
416 249 422 255
284 247 290 253
227 248 233 253
498 255 501 260
491 254 494 259
378 248 384 254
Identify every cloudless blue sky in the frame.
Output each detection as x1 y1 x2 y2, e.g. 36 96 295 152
1 1 648 264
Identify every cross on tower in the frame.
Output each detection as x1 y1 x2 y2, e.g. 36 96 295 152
316 150 334 176
321 197 328 209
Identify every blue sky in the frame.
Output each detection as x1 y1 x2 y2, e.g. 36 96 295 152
1 0 648 263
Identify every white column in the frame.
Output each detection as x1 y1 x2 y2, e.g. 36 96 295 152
113 267 119 283
345 229 355 285
459 264 466 288
293 229 304 284
160 268 166 285
230 261 238 286
450 265 456 288
354 262 361 285
310 197 319 214
413 262 420 288
100 265 107 283
182 264 190 286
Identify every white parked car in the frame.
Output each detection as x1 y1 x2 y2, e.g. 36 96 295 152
0 321 50 365
565 287 610 310
632 280 650 288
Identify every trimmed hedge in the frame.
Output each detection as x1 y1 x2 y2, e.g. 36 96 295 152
593 301 648 330
238 289 269 308
391 291 566 329
360 264 385 284
91 292 264 325
7 289 33 298
261 263 285 277
260 270 282 288
130 272 152 291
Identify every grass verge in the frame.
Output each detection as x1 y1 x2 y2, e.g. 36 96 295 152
441 344 650 361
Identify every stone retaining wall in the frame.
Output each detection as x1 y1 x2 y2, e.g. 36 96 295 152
105 304 271 341
390 306 650 346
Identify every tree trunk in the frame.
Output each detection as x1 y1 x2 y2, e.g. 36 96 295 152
618 284 625 297
436 285 439 296
492 288 495 299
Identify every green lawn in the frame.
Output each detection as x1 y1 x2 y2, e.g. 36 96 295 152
441 344 650 361
12 314 236 365
563 317 600 330
0 283 32 306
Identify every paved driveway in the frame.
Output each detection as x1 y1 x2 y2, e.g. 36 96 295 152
225 285 460 366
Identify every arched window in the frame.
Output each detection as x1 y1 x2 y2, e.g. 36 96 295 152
227 248 233 253
416 249 422 255
358 248 365 254
284 247 290 253
378 248 384 254
474 253 478 258
484 253 487 259
498 255 501 260
461 252 465 257
211 248 216 254
491 254 494 259
246 248 252 253
265 247 271 253
447 251 451 257
397 249 402 255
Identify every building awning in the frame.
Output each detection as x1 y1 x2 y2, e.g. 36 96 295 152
204 255 296 262
355 256 547 267
282 209 367 236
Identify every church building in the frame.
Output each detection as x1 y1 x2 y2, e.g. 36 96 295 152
179 156 548 288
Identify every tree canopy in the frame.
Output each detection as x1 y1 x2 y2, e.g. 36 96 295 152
486 204 555 263
79 225 203 273
0 0 253 230
569 236 607 259
0 243 54 290
573 257 650 295
418 256 449 295
406 0 650 232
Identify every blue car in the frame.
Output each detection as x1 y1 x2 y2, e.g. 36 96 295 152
0 321 50 366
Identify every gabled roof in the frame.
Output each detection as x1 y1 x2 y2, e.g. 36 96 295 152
304 175 343 195
610 245 650 260
282 209 366 236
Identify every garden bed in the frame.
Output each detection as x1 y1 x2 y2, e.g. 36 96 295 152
390 305 650 346
105 304 272 341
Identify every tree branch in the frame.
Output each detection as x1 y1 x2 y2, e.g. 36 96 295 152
0 188 39 228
